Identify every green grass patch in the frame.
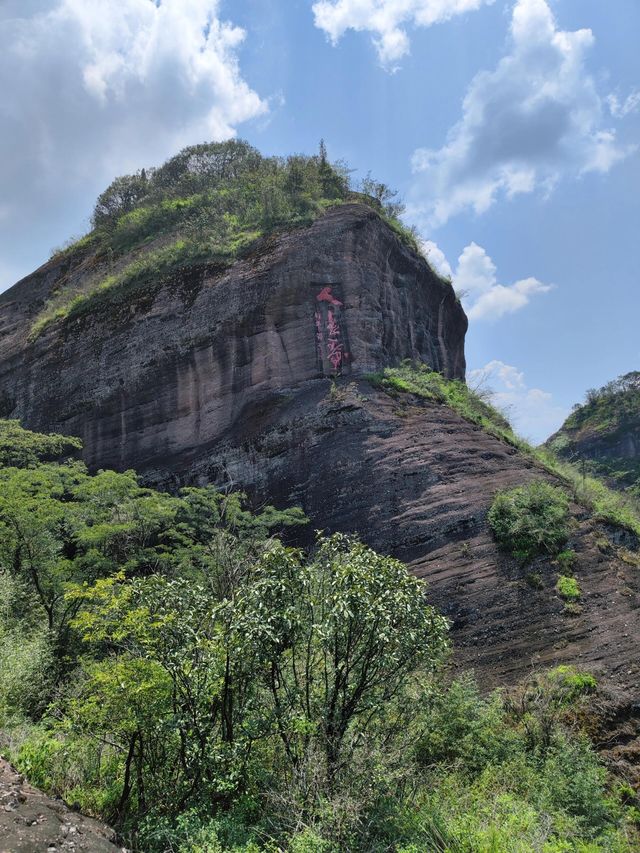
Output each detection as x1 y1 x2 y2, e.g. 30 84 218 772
368 363 515 441
556 549 578 574
488 481 571 562
556 575 581 601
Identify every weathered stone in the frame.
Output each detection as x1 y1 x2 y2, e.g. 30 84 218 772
1 201 638 703
0 204 465 474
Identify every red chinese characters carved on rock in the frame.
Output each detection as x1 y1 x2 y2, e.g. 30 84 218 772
314 286 349 374
326 309 343 370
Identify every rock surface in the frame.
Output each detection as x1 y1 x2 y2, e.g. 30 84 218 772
0 203 465 474
0 202 638 697
178 377 640 694
0 759 122 853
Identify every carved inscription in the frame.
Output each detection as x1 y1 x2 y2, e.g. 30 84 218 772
313 285 350 375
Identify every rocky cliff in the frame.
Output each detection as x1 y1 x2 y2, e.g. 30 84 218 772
1 204 639 705
0 203 465 473
548 371 640 496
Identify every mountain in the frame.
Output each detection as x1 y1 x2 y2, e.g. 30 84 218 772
1 146 638 704
2 143 640 846
547 372 640 497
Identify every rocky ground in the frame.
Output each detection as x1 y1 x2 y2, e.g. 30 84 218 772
0 759 123 853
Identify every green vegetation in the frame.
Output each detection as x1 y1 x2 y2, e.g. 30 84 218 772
488 481 571 562
556 549 578 574
0 418 82 467
372 363 640 539
0 421 638 851
548 372 640 498
564 372 640 435
34 140 424 337
368 362 513 439
556 575 581 601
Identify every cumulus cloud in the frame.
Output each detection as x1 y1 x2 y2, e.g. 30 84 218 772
468 359 568 443
312 0 493 68
426 240 552 321
421 239 452 278
410 0 636 226
0 0 266 289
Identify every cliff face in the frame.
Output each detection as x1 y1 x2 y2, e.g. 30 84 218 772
0 204 466 473
547 372 640 495
1 204 639 701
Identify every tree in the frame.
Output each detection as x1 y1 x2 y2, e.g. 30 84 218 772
360 172 405 218
238 534 449 783
92 172 150 228
0 419 81 468
317 139 348 200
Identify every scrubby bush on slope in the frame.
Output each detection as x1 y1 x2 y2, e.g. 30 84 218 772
488 481 571 562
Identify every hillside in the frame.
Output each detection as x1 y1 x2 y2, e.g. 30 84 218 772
1 148 636 694
547 372 640 497
1 143 640 850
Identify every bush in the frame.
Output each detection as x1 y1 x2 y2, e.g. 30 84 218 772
2 421 639 852
556 549 577 574
488 481 571 562
556 575 581 601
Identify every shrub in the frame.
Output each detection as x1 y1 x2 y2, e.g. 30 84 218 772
488 481 571 562
547 665 596 699
556 575 581 601
556 549 577 574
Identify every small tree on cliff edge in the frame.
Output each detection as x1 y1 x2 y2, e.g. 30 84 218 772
318 138 348 199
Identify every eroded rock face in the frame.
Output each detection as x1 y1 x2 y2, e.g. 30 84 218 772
168 379 640 695
1 202 639 701
0 204 466 474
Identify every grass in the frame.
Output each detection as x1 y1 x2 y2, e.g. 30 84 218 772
368 362 514 440
370 363 640 539
31 142 436 341
30 229 263 338
488 481 571 562
556 575 581 601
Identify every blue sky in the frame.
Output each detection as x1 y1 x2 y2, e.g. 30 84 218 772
1 0 638 442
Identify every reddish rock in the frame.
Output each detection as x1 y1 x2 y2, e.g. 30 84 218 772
0 202 638 703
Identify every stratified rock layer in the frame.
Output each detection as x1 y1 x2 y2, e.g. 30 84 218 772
1 203 639 703
0 204 465 473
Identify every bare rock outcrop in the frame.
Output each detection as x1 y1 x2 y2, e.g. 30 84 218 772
0 203 465 474
1 202 638 700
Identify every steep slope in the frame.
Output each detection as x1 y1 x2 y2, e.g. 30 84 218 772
0 203 465 473
1 202 638 706
548 372 640 496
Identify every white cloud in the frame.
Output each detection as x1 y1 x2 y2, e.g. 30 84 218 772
0 0 266 289
421 239 452 278
427 240 552 321
410 0 636 226
312 0 493 68
468 359 568 443
607 90 640 119
467 276 551 321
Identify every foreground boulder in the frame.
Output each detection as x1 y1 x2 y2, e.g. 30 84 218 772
0 759 122 853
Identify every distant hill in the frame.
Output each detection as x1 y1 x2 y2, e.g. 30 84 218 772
547 372 640 497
